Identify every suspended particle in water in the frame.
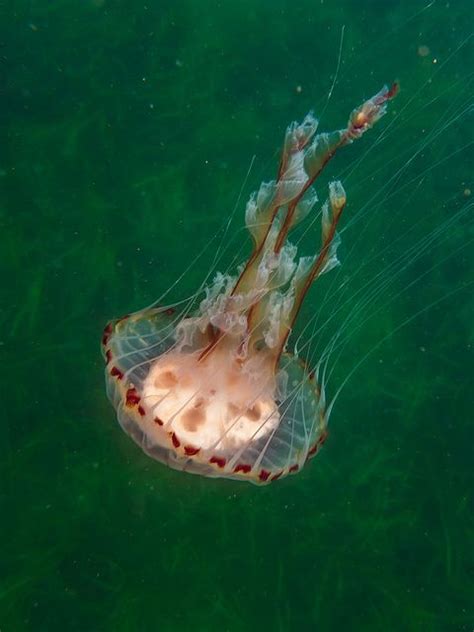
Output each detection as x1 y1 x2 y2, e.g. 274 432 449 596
418 44 430 57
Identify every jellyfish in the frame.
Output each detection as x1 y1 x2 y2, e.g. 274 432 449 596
102 82 399 485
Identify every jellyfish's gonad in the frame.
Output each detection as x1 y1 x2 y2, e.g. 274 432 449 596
102 83 398 485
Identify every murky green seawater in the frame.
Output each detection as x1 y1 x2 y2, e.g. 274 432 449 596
2 1 473 630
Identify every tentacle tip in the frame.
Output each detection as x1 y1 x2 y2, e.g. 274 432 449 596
387 80 400 100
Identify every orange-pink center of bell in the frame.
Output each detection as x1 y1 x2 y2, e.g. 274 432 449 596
142 349 280 451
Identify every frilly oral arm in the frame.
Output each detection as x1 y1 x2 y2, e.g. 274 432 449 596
235 82 399 298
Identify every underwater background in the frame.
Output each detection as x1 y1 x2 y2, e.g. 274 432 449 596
2 1 473 630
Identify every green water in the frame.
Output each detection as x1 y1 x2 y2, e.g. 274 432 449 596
2 1 473 630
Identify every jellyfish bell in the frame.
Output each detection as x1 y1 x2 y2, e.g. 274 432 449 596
102 84 400 484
